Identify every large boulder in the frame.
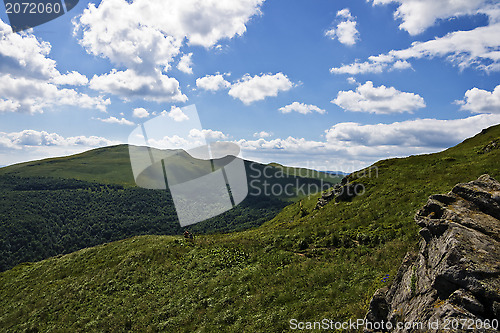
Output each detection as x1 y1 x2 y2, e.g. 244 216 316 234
364 175 500 332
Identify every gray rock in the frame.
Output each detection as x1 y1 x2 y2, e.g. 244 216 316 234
364 175 500 332
315 180 363 209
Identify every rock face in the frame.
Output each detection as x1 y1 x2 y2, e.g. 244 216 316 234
316 177 364 209
365 175 500 332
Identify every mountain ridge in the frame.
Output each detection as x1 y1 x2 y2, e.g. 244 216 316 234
0 124 499 332
0 144 342 187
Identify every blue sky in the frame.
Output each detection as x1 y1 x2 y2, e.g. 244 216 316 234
0 0 499 172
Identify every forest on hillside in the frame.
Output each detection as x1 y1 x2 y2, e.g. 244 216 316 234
0 175 290 272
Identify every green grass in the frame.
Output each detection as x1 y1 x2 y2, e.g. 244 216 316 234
0 125 499 332
0 145 137 186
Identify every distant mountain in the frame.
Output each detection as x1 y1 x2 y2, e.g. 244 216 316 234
0 145 338 271
267 162 345 182
324 170 349 176
1 145 342 187
0 125 499 332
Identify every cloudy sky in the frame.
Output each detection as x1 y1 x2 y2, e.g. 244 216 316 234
1 0 499 172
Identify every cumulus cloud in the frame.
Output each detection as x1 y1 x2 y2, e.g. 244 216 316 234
324 114 500 148
332 2 500 74
161 106 190 122
253 131 272 138
279 102 326 115
97 116 135 126
134 0 265 48
0 130 118 149
331 61 385 75
189 129 228 140
148 135 196 150
89 69 187 103
133 107 150 118
74 0 265 101
146 128 229 150
228 73 293 104
456 84 500 114
325 8 360 46
196 74 231 91
51 71 89 86
0 130 122 166
237 136 325 152
370 0 492 35
0 74 110 114
0 19 58 80
0 19 109 114
332 81 426 114
177 53 194 74
236 114 500 170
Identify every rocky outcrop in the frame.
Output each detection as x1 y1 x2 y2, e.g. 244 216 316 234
316 177 364 209
365 175 500 332
478 139 499 154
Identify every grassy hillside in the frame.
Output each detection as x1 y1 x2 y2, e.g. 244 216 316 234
0 125 499 332
0 145 138 187
0 146 339 272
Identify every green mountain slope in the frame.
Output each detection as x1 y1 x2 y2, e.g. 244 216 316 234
0 145 341 187
0 145 138 186
0 125 499 332
0 146 339 272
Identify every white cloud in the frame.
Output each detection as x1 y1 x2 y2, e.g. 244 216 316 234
51 71 89 86
0 130 121 166
456 84 500 114
0 19 108 114
74 0 264 100
337 8 354 20
228 72 294 104
237 114 500 171
0 130 118 149
162 106 190 122
97 116 135 126
177 53 193 74
0 99 20 113
133 0 265 48
370 0 492 35
196 74 231 91
253 131 272 138
332 81 425 115
133 107 150 118
332 2 500 74
145 128 229 151
325 8 360 46
0 74 110 114
279 102 326 115
347 77 357 85
74 0 182 71
89 69 187 103
148 135 196 149
324 114 500 148
392 60 413 70
237 136 325 152
330 61 385 75
189 129 228 140
0 19 58 80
